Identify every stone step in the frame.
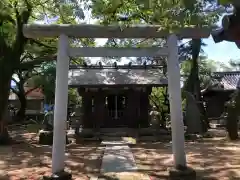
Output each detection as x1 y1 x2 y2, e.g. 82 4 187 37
101 142 137 173
97 173 150 180
100 132 128 137
100 136 123 141
137 135 171 142
99 128 131 133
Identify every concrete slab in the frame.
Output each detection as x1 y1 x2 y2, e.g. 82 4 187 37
101 140 125 145
101 137 136 145
101 141 137 173
98 172 150 180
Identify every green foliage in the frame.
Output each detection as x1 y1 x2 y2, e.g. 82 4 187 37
218 0 234 5
150 87 169 124
181 57 217 89
31 62 56 104
150 87 167 111
228 59 240 70
0 0 94 122
68 88 81 105
90 0 220 65
91 0 220 29
31 62 81 105
182 0 234 6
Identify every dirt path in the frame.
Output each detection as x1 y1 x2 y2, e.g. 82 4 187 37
0 128 104 180
132 129 240 180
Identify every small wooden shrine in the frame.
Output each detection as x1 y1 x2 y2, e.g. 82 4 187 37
68 65 167 128
202 71 240 118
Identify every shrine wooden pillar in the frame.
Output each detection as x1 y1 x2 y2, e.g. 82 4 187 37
82 93 93 128
94 91 106 128
81 94 86 125
139 91 150 127
126 89 139 128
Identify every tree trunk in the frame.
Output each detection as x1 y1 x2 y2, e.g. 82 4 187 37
15 81 27 122
226 90 240 140
184 39 208 133
0 0 32 145
16 93 27 122
226 105 238 140
0 65 13 144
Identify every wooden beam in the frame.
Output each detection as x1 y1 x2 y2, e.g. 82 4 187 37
23 24 211 39
69 47 168 57
68 84 168 88
69 65 163 69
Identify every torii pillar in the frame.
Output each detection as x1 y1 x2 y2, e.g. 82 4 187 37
167 34 196 179
51 34 72 179
167 34 186 166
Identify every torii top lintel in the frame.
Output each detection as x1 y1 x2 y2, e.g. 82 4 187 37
23 24 211 39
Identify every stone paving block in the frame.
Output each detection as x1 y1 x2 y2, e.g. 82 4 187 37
101 141 137 173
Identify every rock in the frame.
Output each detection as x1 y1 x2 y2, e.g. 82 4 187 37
226 105 239 140
202 132 213 138
38 130 70 145
39 130 53 145
138 136 157 142
43 171 72 180
185 134 202 141
168 166 196 180
138 128 170 136
77 128 94 138
185 92 203 134
0 125 11 145
0 131 11 145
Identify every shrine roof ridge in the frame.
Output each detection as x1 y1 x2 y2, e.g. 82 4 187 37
212 71 240 77
69 64 163 70
23 24 211 39
68 67 167 86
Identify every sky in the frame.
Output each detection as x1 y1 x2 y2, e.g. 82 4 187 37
202 13 240 64
203 36 240 62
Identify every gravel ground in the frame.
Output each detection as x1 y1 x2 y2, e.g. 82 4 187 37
0 127 104 180
131 129 240 180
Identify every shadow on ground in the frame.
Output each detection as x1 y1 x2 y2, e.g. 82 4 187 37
0 126 104 180
131 129 240 180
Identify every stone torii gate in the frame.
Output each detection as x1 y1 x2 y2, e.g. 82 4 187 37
23 24 210 179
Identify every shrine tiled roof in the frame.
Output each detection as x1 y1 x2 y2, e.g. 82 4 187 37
68 68 167 86
211 71 240 90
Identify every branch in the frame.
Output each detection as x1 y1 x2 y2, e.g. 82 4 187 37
20 52 34 62
0 32 12 58
71 59 82 65
19 55 57 71
149 95 160 110
12 0 32 63
23 70 41 80
23 71 31 81
29 39 56 49
0 12 15 25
